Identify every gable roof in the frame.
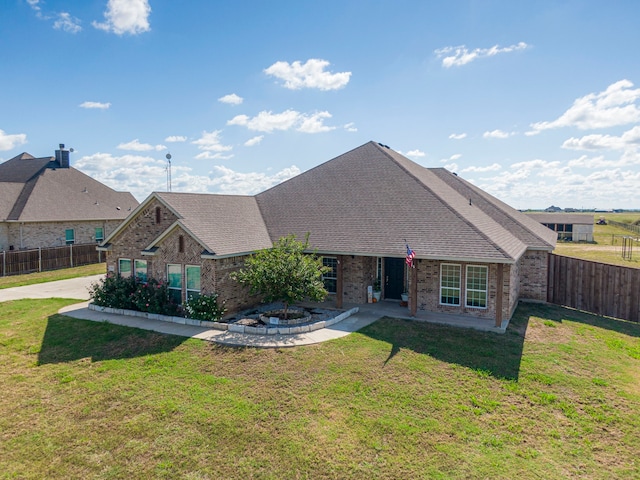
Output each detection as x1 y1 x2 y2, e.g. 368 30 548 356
0 152 138 222
256 141 556 263
109 142 556 263
526 212 595 225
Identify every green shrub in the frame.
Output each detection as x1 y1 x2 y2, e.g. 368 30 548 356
183 293 226 321
89 273 137 310
130 278 181 316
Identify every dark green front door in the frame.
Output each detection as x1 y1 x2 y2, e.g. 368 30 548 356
384 257 405 300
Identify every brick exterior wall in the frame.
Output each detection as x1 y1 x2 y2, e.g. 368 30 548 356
2 220 123 250
518 250 549 302
340 255 377 303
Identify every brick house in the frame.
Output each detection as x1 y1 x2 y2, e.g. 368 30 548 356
0 145 138 251
100 141 556 327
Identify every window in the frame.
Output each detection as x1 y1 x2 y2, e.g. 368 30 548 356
466 265 488 309
186 266 201 301
167 264 182 303
119 258 132 278
135 259 148 283
440 264 461 306
95 227 104 243
322 257 338 294
65 229 75 245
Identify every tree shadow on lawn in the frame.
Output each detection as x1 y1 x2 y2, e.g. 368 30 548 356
37 314 187 365
359 310 530 381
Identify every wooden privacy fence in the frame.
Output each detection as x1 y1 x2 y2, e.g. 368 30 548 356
1 244 102 277
547 254 640 323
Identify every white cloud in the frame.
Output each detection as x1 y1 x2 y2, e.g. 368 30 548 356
228 109 334 134
529 80 640 133
449 133 467 140
444 162 459 172
79 101 111 109
562 125 640 151
244 136 264 147
117 139 166 152
344 122 358 132
0 129 27 151
74 151 300 200
435 42 528 68
53 12 82 33
194 151 234 160
218 93 243 105
483 129 512 139
441 154 462 163
92 0 151 35
165 135 187 143
461 163 502 173
297 112 335 133
27 0 41 12
264 59 351 90
406 149 426 158
192 130 233 153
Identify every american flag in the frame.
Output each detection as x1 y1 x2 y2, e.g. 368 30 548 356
405 244 416 268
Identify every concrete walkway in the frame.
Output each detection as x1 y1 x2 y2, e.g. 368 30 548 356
2 274 507 348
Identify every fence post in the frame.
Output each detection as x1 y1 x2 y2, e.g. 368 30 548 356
2 250 4 277
38 247 42 272
70 244 73 268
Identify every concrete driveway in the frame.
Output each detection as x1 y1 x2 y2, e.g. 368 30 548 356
0 274 104 302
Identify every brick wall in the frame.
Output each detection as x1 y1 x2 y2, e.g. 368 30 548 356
341 255 377 303
4 220 123 250
518 250 549 302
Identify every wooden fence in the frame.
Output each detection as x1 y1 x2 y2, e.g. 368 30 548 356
547 254 640 323
1 244 102 277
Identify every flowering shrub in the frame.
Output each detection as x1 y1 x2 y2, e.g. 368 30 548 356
90 274 181 316
130 278 181 316
89 273 137 310
183 293 226 321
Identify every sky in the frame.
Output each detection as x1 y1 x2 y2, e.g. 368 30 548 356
2 0 640 210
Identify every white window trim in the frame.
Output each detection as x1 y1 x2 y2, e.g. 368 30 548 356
167 264 182 302
465 265 488 309
118 258 132 278
322 257 338 294
95 227 104 243
439 263 461 306
185 265 201 300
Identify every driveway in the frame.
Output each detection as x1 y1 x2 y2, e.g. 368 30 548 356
0 274 104 302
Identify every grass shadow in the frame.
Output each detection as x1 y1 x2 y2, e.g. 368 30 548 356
359 306 532 381
37 313 187 365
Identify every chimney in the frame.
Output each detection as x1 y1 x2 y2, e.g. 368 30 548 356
55 144 70 168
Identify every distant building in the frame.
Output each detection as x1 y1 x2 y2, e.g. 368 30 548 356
0 144 138 250
526 212 594 242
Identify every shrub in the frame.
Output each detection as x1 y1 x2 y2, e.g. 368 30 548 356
130 278 181 316
89 273 137 310
183 293 226 321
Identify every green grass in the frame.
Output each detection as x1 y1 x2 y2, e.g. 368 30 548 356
0 263 105 289
1 299 638 479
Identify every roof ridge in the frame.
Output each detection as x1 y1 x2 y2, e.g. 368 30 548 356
381 148 523 260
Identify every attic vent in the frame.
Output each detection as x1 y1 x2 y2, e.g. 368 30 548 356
82 187 88 193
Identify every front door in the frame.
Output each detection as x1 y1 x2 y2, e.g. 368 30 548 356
384 257 405 299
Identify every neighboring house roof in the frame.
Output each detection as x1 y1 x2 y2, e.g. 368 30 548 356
0 152 138 222
526 212 595 225
105 141 557 263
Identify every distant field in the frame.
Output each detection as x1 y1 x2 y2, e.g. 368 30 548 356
553 213 640 268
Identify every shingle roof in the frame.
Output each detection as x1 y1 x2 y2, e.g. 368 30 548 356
123 142 556 263
256 141 556 262
153 192 272 257
0 152 138 222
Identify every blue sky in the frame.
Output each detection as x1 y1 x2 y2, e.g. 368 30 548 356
2 0 640 209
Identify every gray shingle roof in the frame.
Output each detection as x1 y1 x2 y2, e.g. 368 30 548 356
153 192 272 257
0 152 138 222
526 212 595 225
121 142 556 263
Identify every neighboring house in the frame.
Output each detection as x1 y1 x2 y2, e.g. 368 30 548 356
526 212 594 242
100 141 557 327
0 145 138 250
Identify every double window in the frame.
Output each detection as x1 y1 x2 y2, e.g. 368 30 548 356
322 257 338 294
439 263 488 309
118 258 147 282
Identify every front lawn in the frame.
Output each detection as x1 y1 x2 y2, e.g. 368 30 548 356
0 299 638 479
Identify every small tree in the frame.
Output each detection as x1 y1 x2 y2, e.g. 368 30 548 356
231 234 330 319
